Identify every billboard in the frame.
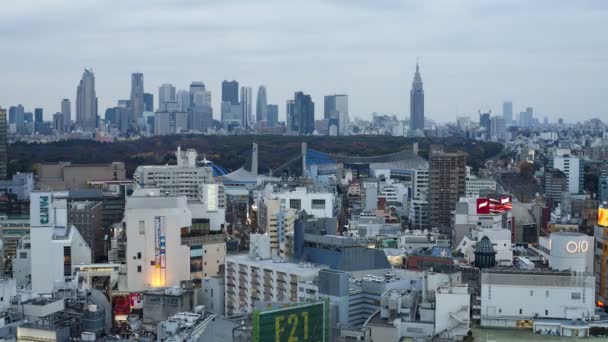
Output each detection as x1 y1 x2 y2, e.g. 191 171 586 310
599 207 608 227
30 192 55 227
476 195 512 214
252 301 328 342
154 216 166 287
205 184 218 211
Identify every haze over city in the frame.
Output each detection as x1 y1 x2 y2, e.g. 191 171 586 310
1 0 607 122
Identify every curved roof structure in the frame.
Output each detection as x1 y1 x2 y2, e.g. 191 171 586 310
307 148 427 166
475 236 496 254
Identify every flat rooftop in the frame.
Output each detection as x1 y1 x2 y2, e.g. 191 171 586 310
226 254 327 275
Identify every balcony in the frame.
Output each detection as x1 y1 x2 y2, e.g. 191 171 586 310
181 233 226 246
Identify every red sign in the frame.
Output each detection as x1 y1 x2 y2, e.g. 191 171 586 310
477 198 490 214
129 293 143 309
477 196 512 214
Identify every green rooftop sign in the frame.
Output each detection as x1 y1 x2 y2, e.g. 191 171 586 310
252 300 328 342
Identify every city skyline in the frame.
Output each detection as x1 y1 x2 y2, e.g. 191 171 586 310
1 1 606 123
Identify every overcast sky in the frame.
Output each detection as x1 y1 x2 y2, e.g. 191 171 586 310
1 0 606 123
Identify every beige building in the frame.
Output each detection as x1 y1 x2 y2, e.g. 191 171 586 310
36 161 126 190
264 199 297 257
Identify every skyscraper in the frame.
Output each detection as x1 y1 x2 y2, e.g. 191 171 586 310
177 90 191 112
222 80 239 105
130 73 145 128
159 84 177 111
479 112 491 136
323 94 348 119
409 62 424 133
267 104 278 127
519 107 534 128
61 99 71 132
76 69 98 131
241 86 252 128
429 151 466 231
189 82 213 133
502 101 513 126
143 93 154 112
0 107 6 179
34 108 43 123
293 91 314 135
53 112 64 133
324 94 349 135
9 105 25 128
190 82 210 107
256 86 267 123
490 116 506 141
286 100 295 134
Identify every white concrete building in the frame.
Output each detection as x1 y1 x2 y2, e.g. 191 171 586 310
481 268 595 331
273 187 335 218
30 192 92 293
0 279 16 312
456 216 513 267
133 147 226 231
124 189 192 292
225 239 326 316
465 175 497 197
12 237 31 289
553 153 581 194
408 168 429 229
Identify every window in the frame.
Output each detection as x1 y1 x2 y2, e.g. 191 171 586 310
137 266 142 272
139 221 145 234
311 199 325 209
545 310 548 316
571 292 581 300
519 309 522 315
546 290 549 297
137 252 142 259
289 199 301 210
20 252 27 259
530 290 534 296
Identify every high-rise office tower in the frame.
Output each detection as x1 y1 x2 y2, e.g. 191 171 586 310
490 116 506 141
53 112 64 133
9 105 24 128
323 94 348 119
159 84 177 109
222 80 239 105
240 86 252 128
286 100 295 134
143 93 154 112
189 82 213 132
409 62 425 132
267 104 278 127
324 94 349 136
130 73 144 128
519 106 534 128
189 82 206 106
429 151 466 231
502 101 513 126
34 108 43 123
293 91 314 135
479 112 491 136
61 99 71 132
177 90 191 112
256 86 267 123
0 107 7 179
24 112 33 124
76 69 98 131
